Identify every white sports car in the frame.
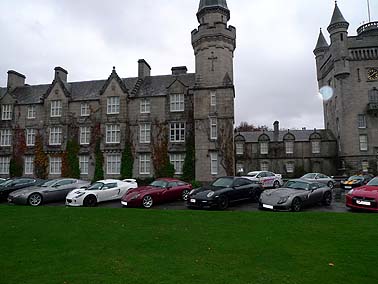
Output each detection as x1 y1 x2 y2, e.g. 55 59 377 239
246 171 283 189
66 179 138 207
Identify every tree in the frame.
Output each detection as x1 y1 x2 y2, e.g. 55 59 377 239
235 121 268 132
182 132 195 182
62 139 81 178
9 126 26 177
121 142 134 179
34 132 49 179
92 139 104 182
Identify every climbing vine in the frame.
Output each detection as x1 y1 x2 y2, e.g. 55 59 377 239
34 132 49 179
9 126 26 177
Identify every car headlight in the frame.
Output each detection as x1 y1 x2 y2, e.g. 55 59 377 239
347 189 354 195
278 196 289 204
130 194 140 200
189 189 196 195
75 192 86 198
207 191 215 198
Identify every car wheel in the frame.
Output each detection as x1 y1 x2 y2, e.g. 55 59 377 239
181 189 190 201
273 181 280 188
327 181 334 189
142 195 153 209
218 195 229 210
83 195 97 207
322 191 332 206
291 198 302 212
28 193 43 206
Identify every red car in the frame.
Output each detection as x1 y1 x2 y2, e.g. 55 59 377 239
121 178 192 208
346 177 378 211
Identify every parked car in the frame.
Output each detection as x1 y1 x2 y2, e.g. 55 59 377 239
187 176 263 210
246 171 283 188
259 179 332 212
0 178 7 185
8 179 90 206
300 173 335 189
345 177 378 212
121 178 192 209
340 174 374 190
66 179 138 207
0 178 44 200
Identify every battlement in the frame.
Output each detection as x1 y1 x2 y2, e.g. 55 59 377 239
191 22 236 46
357 21 378 35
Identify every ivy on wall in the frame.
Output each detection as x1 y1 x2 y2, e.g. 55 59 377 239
9 126 26 177
34 132 49 179
62 139 81 178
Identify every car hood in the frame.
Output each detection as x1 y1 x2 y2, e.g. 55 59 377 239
10 186 43 196
128 186 162 194
350 186 378 198
341 180 362 185
262 188 306 198
191 185 228 197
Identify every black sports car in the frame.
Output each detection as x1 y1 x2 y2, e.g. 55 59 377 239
0 178 44 200
187 176 263 210
340 174 374 190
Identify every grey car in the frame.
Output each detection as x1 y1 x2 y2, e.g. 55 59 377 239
259 179 332 212
300 173 336 189
8 179 90 206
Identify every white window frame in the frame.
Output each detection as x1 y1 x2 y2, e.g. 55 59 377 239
285 141 294 154
210 117 217 140
80 126 91 145
139 154 151 175
50 100 62 117
260 161 269 171
260 142 269 155
81 103 90 117
359 135 368 151
26 129 36 146
24 156 34 175
140 123 151 144
312 141 321 154
210 152 218 175
1 104 12 120
210 91 217 107
286 162 295 173
79 156 89 175
236 142 244 155
362 160 369 172
0 156 10 174
170 153 185 175
358 114 366 129
27 105 36 119
236 163 244 174
107 97 120 114
170 122 186 143
0 129 12 146
140 98 151 114
49 157 62 175
106 154 121 175
49 127 62 145
170 94 184 112
106 124 121 144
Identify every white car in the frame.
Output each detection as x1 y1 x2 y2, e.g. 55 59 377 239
66 179 138 207
246 171 283 189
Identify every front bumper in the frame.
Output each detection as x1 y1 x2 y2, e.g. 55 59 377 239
346 195 378 211
187 197 219 209
121 199 142 207
258 202 291 212
340 183 360 190
65 198 83 207
7 195 28 205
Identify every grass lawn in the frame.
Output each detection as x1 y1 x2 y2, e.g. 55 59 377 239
0 206 377 284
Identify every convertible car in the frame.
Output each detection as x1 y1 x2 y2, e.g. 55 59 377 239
259 179 332 212
340 174 374 190
187 176 263 210
121 178 192 208
8 179 90 206
0 178 44 200
66 179 138 207
346 177 378 212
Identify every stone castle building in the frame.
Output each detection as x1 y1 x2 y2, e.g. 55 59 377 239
0 0 236 182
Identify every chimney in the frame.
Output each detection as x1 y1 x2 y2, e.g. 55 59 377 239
273 121 279 142
138 59 151 78
171 66 188 75
54 67 68 83
7 70 26 91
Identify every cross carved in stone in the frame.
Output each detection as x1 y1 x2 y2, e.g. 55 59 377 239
208 52 218 72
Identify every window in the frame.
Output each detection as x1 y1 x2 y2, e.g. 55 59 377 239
312 141 321 154
106 124 120 144
24 156 34 175
170 94 184 112
49 127 62 145
210 118 217 140
170 122 185 143
27 105 36 119
26 129 36 146
260 161 269 171
285 141 294 154
360 135 368 151
107 154 121 175
286 162 295 173
170 153 185 175
80 127 91 145
140 154 151 175
79 156 89 175
50 100 62 117
140 98 151 114
140 123 151 144
49 157 62 175
0 129 12 146
107 97 120 114
81 103 90 117
358 114 366 128
0 157 10 174
260 142 269 154
210 152 218 175
1 104 12 120
210 91 217 107
362 161 369 172
236 163 244 174
236 142 244 155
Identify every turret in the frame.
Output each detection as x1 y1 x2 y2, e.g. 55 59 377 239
313 29 329 79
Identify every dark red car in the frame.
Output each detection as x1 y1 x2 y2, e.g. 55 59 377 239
346 177 378 212
121 178 192 208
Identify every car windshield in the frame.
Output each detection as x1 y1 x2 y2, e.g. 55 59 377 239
367 178 378 186
285 180 310 191
302 173 316 179
247 172 259 177
87 182 104 190
211 177 234 188
150 180 168 188
348 176 363 181
41 180 57 187
1 179 14 187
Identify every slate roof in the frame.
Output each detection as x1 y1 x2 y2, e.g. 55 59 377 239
328 3 349 28
1 73 196 105
237 129 336 143
314 29 329 51
199 0 228 11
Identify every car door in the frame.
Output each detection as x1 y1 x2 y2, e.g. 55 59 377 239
45 180 75 201
265 172 276 187
98 183 119 202
306 183 323 205
231 178 251 200
257 172 268 188
165 182 179 201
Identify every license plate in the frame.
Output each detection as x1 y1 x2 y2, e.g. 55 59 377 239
345 186 352 189
356 200 371 206
190 199 196 203
121 201 128 206
263 204 274 210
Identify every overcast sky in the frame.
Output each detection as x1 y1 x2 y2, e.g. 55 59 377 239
0 0 376 130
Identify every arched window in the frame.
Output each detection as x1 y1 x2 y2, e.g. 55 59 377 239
310 132 322 154
283 133 295 154
258 134 270 155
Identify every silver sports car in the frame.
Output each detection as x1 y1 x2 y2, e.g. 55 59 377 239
8 178 90 206
300 173 336 189
259 179 332 212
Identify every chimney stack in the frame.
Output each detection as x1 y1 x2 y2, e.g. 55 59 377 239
273 121 279 142
138 59 151 78
54 67 68 83
7 70 26 92
171 66 188 75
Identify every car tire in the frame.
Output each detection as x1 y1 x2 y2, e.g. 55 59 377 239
218 195 229 210
322 191 332 206
28 193 43 207
273 181 280 188
142 195 153 209
291 198 302 212
327 181 334 189
83 195 97 207
181 189 190 201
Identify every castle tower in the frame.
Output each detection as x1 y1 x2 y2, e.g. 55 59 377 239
192 0 236 182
